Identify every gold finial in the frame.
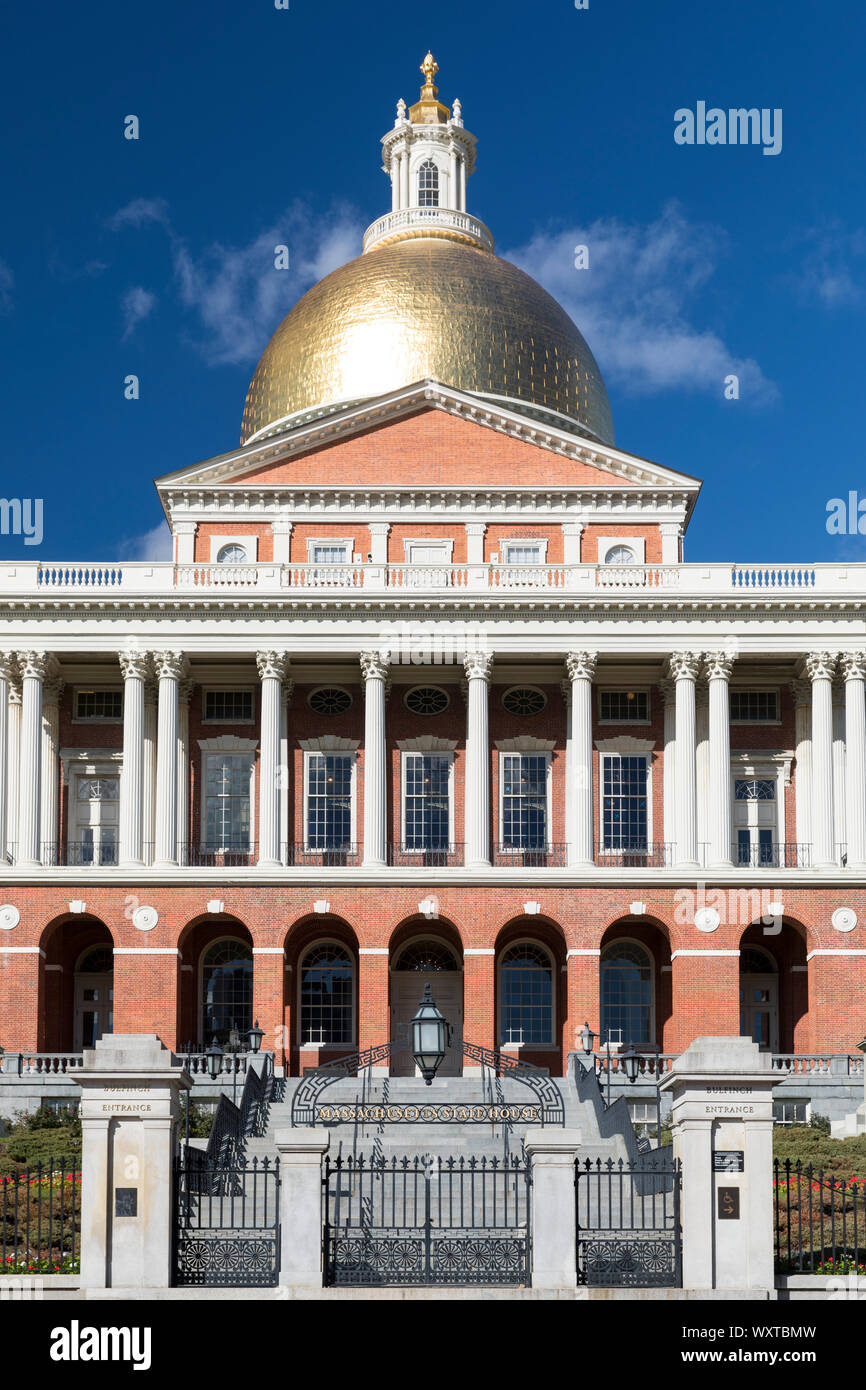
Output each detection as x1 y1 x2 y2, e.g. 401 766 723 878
420 51 439 96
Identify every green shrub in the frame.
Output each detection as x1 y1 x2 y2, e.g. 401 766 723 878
0 1108 81 1171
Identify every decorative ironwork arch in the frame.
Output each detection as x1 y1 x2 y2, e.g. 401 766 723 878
290 1038 565 1127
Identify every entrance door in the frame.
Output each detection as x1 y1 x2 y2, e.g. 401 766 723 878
390 941 463 1076
74 945 114 1050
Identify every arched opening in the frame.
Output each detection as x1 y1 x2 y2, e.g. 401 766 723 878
298 942 355 1049
739 921 808 1053
39 917 115 1052
499 943 555 1047
417 158 439 207
200 937 253 1046
389 926 463 1077
73 943 114 1050
738 944 778 1052
600 940 654 1047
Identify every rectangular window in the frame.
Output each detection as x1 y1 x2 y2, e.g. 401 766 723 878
311 543 350 564
74 689 123 721
503 542 544 565
403 753 451 851
71 774 119 865
501 754 548 849
599 690 650 723
602 755 648 851
306 753 353 850
205 755 252 851
203 690 254 723
730 690 779 722
773 1099 808 1126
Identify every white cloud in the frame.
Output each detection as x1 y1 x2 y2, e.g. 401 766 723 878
109 197 170 231
503 203 777 403
121 286 156 338
117 521 173 562
790 222 865 307
0 259 13 314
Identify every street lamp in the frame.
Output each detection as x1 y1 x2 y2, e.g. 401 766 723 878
247 1019 264 1054
578 1021 596 1058
409 983 452 1085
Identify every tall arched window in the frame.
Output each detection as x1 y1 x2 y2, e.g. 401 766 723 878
600 940 653 1045
201 938 253 1044
300 943 354 1046
499 943 554 1045
418 159 439 207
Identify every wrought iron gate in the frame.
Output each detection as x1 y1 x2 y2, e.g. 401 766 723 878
576 1155 682 1287
173 1154 280 1287
324 1154 531 1286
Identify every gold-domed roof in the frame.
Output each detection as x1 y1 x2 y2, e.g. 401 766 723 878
240 238 613 446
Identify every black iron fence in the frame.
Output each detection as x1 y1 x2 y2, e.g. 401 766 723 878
174 1155 280 1287
774 1159 866 1275
576 1155 682 1287
1 1162 81 1275
324 1153 531 1287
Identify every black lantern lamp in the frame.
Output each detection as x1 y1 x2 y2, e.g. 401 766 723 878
578 1021 596 1056
205 1035 224 1081
247 1019 264 1054
621 1041 641 1085
409 983 452 1085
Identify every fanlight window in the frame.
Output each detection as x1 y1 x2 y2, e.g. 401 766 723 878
395 941 459 971
499 943 553 1045
604 545 637 566
308 687 352 716
201 939 253 1044
740 947 777 974
502 687 547 717
77 946 113 974
77 779 119 802
300 943 354 1046
418 159 439 207
217 543 248 564
600 941 652 1046
405 686 449 716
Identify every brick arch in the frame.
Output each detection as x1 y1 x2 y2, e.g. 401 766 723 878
599 918 673 1052
388 915 465 962
38 915 115 1052
284 916 360 1074
739 917 808 1053
493 916 566 1073
176 917 254 1051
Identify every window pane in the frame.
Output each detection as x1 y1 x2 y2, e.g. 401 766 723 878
205 755 251 849
307 754 352 849
601 942 652 1045
502 754 547 849
599 690 649 722
500 945 552 1044
418 159 439 207
730 690 778 722
602 756 648 850
204 690 253 722
300 944 353 1045
404 754 450 850
201 940 253 1043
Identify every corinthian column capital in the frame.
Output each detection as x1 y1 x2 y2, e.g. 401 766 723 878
668 651 701 682
17 651 49 682
565 651 597 682
119 649 151 682
0 653 17 683
153 650 187 681
804 651 838 682
360 650 389 683
702 651 735 681
463 650 493 682
841 651 866 682
256 650 290 683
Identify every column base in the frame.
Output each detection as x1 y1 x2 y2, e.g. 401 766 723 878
257 856 281 869
362 856 386 869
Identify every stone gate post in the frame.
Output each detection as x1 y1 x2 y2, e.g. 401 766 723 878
523 1128 582 1289
76 1034 189 1292
274 1127 330 1288
660 1035 775 1292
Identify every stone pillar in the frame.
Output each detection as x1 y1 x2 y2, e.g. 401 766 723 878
566 651 596 866
274 1128 330 1288
661 1036 775 1292
659 522 682 565
154 651 185 867
357 948 389 1064
39 673 64 865
842 653 866 868
257 651 289 867
252 948 286 1059
790 679 812 856
6 676 21 863
271 518 293 565
0 655 13 863
659 678 677 852
76 1034 188 1292
173 521 197 564
560 679 573 855
695 682 709 865
176 678 193 866
142 678 158 866
463 651 493 867
16 651 47 866
669 652 700 866
833 677 847 864
705 652 734 868
361 651 388 867
805 652 836 869
562 521 584 567
463 949 495 1071
523 1129 583 1289
119 650 149 867
368 521 390 565
564 949 601 1056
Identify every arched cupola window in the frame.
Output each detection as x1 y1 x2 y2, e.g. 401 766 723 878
418 159 439 207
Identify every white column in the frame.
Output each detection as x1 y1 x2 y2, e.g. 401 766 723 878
449 145 458 209
790 679 812 855
704 652 734 868
361 651 388 867
523 1129 582 1289
806 652 837 869
176 679 193 866
257 651 289 867
566 651 596 866
562 521 584 567
119 651 149 867
464 522 486 564
401 148 411 208
142 679 158 866
16 651 47 866
695 682 709 865
668 652 700 867
173 521 197 565
7 678 21 863
842 652 866 869
463 651 493 867
659 678 677 852
659 522 682 564
40 674 64 865
154 651 185 867
391 154 399 210
274 1128 330 1288
271 518 293 565
280 682 292 865
459 156 466 210
560 679 573 856
368 522 390 564
0 655 13 863
832 679 846 865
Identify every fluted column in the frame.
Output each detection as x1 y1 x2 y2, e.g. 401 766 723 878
790 680 812 854
142 678 158 865
704 652 734 868
659 678 677 851
176 678 193 866
154 651 185 867
560 679 573 855
463 651 493 867
280 682 292 866
361 651 389 867
842 652 866 869
401 149 410 208
449 146 458 208
566 651 596 866
805 652 837 869
695 683 709 859
16 651 47 866
832 678 847 864
119 651 149 866
7 678 21 863
668 652 700 866
257 652 289 867
40 673 64 865
0 656 13 863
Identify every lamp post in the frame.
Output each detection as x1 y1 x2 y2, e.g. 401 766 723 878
621 1041 663 1143
409 983 452 1085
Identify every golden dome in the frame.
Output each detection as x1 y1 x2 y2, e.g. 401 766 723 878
240 238 614 446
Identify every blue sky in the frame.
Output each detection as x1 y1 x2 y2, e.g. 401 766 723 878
1 0 864 563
